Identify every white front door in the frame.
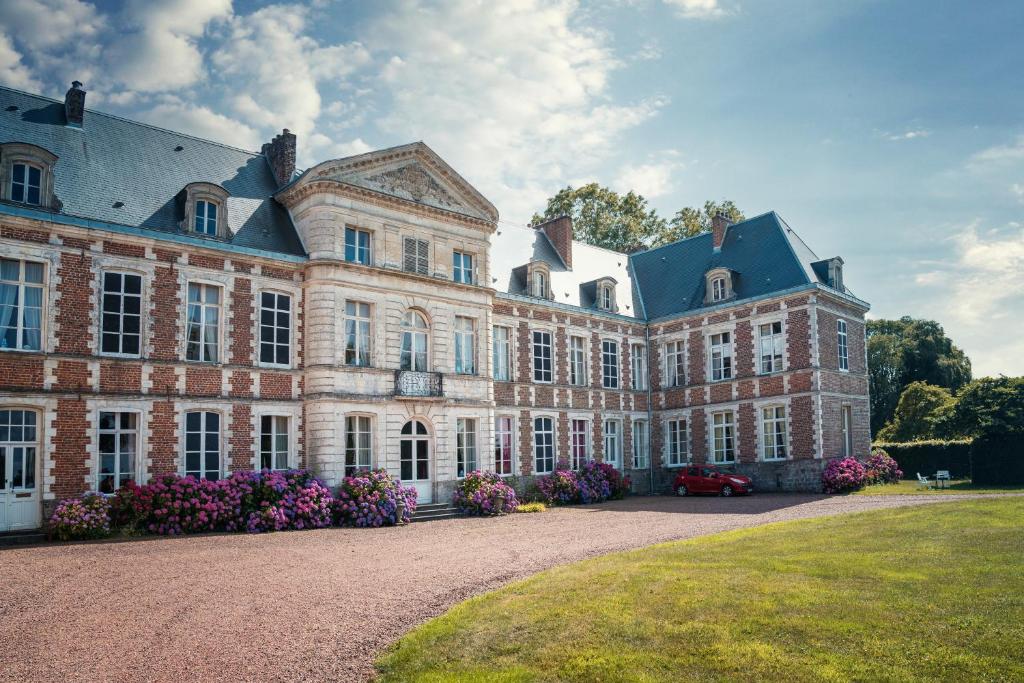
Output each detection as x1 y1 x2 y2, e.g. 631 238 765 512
0 409 41 532
399 419 431 504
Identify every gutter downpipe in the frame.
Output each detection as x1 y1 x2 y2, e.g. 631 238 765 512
646 324 655 495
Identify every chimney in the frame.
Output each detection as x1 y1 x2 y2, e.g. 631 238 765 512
711 210 733 251
535 215 573 269
64 80 85 128
262 129 297 187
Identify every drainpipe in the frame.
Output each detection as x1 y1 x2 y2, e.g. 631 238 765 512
646 325 655 495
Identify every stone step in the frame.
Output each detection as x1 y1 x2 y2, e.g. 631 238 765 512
411 510 460 522
0 530 47 547
414 502 455 512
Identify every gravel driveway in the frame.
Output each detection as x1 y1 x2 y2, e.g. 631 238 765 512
0 493 1001 682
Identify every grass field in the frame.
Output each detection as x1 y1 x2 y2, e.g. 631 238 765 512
377 498 1024 682
856 480 1024 495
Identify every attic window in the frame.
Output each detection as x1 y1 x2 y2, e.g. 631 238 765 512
711 277 726 302
195 199 218 235
533 270 547 298
526 262 551 299
181 182 230 239
11 163 41 205
0 142 58 210
704 268 735 305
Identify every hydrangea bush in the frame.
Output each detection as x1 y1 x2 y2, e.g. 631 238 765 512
129 474 241 535
865 449 903 485
231 470 334 533
577 461 631 503
536 469 580 504
452 471 519 515
821 457 868 493
333 469 417 527
48 493 111 541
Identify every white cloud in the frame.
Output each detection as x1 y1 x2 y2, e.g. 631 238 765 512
662 0 729 19
1012 183 1024 202
136 97 260 151
0 33 41 91
0 0 102 52
614 157 682 198
886 129 930 141
969 135 1024 168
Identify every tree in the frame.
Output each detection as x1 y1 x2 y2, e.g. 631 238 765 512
530 184 666 253
867 317 972 434
941 376 1024 439
876 382 956 442
656 200 746 246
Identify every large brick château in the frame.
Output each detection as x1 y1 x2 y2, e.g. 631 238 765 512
0 83 869 531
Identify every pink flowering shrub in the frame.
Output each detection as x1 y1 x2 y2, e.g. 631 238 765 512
865 449 903 485
821 457 868 493
129 474 241 535
333 469 417 527
230 470 334 533
537 469 580 504
49 493 111 541
577 461 631 503
453 471 519 515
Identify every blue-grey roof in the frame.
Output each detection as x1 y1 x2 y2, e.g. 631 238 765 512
0 86 304 256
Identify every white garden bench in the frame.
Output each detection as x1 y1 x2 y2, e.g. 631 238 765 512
916 473 932 489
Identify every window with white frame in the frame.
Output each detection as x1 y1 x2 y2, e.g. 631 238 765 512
570 418 589 469
758 321 784 374
841 405 853 458
399 310 429 371
534 416 554 474
532 269 547 298
97 411 137 493
344 415 372 475
603 419 621 468
711 411 736 464
344 227 371 265
666 340 685 387
533 330 552 383
259 292 291 366
711 277 727 302
345 301 371 367
0 258 44 351
186 283 221 363
100 272 142 356
631 344 647 391
0 409 37 491
599 284 614 311
493 325 511 381
456 418 477 478
495 416 514 475
453 251 474 284
184 411 220 480
632 420 649 469
194 199 218 236
11 163 42 205
602 340 619 389
666 418 688 466
838 319 849 371
709 332 733 381
260 415 290 471
761 406 787 460
454 316 476 374
403 237 430 275
569 335 587 386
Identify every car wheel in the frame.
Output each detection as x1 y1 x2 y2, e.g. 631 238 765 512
721 484 734 497
676 484 688 497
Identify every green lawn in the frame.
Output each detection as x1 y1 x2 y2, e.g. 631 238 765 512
855 479 1024 495
377 499 1024 682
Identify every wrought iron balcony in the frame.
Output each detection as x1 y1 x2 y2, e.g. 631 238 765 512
394 370 444 398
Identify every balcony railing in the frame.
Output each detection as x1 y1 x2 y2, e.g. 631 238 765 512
394 370 444 398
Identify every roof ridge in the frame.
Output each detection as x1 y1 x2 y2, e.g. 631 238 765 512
0 84 264 157
630 209 778 258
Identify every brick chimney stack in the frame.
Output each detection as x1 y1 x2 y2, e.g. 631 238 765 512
711 210 733 251
64 81 85 128
262 129 297 187
535 215 573 269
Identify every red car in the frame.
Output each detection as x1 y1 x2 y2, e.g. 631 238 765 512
673 465 753 497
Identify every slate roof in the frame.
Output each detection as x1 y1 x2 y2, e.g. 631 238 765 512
0 86 304 256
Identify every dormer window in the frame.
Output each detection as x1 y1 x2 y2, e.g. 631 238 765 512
593 278 618 312
194 199 218 235
11 163 42 205
711 277 726 302
704 268 735 305
181 182 230 239
533 271 546 297
1 142 58 210
600 285 613 310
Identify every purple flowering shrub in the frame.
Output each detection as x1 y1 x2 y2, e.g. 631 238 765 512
577 461 631 503
453 471 519 515
130 474 241 535
48 493 111 541
537 469 580 505
822 457 869 493
231 470 334 533
865 449 903 485
334 469 417 527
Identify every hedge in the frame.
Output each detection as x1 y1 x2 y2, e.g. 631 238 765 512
971 433 1024 485
872 440 973 480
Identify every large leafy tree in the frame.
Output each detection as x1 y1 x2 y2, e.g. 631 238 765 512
941 376 1024 439
875 381 956 442
656 200 746 246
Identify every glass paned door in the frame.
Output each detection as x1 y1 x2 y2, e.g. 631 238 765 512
0 409 41 531
399 420 431 503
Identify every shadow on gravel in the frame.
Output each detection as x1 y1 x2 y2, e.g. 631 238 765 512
575 493 831 515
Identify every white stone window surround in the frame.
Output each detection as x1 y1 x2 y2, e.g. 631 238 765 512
569 415 591 469
530 325 555 384
532 411 558 474
0 143 58 209
2 397 57 501
85 399 150 491
751 314 787 376
178 266 235 365
603 417 622 468
252 403 302 471
451 246 480 285
341 410 375 474
663 411 691 468
454 416 478 479
343 225 375 266
631 418 649 469
596 277 617 312
837 318 850 372
705 404 740 465
453 314 477 375
492 322 514 382
705 322 736 383
568 334 588 386
705 267 734 304
178 402 228 480
399 306 432 372
494 413 517 476
755 398 792 462
601 337 620 389
181 182 230 239
256 287 296 370
0 241 58 355
95 266 148 359
527 262 551 299
630 343 648 391
663 337 687 387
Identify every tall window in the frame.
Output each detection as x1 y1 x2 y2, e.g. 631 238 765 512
11 163 42 205
345 301 371 366
0 258 43 351
841 405 853 457
602 340 619 389
400 310 429 371
345 415 372 475
666 340 685 387
259 292 291 366
453 251 473 284
454 316 476 375
569 335 587 386
532 270 547 298
184 411 220 480
838 319 849 371
632 420 649 469
534 416 554 474
761 406 787 460
260 415 289 471
0 409 37 491
533 330 552 383
186 283 221 362
599 285 614 310
97 412 136 493
710 332 732 381
194 199 217 235
100 272 142 356
759 322 783 374
711 411 735 464
631 344 648 391
403 237 429 275
711 277 726 302
493 326 511 381
667 418 688 466
344 227 371 265
495 416 514 476
456 418 477 478
570 418 589 469
603 419 621 468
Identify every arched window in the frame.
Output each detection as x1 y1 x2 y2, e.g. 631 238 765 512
1 142 58 209
533 270 547 298
600 285 613 310
400 310 429 371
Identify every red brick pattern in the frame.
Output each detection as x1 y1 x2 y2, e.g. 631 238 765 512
0 356 44 389
99 362 142 394
55 251 93 355
147 401 177 477
230 404 253 471
51 399 89 499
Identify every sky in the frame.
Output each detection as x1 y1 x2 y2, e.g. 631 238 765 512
1 0 1022 376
